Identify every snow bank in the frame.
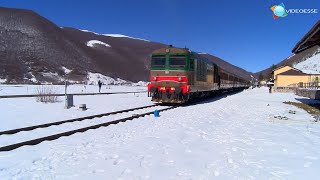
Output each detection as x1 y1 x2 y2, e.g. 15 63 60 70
86 40 111 48
80 29 150 42
87 72 128 85
0 78 6 84
132 81 149 86
294 53 320 74
41 72 64 81
61 66 72 74
23 72 38 83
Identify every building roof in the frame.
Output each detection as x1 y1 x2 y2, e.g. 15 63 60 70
272 65 300 72
277 69 307 76
292 20 320 53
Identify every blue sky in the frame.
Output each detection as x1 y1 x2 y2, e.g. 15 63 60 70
0 0 319 73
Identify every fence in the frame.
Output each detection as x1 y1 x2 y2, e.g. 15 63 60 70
289 82 320 90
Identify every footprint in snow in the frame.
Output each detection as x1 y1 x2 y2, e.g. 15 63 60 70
92 169 105 173
185 148 192 153
304 156 318 160
113 159 124 165
111 154 119 159
121 168 132 175
227 158 233 164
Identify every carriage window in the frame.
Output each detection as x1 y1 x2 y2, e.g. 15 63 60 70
151 57 166 68
169 57 186 68
196 60 207 81
190 59 194 70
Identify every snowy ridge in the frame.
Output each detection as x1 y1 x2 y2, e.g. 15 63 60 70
86 40 111 48
18 70 148 86
294 51 320 74
87 72 129 85
87 73 148 86
80 29 150 42
41 72 64 82
287 54 296 59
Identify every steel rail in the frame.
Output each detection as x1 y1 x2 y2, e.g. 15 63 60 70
0 106 178 152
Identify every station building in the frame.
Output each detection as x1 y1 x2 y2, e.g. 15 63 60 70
272 20 320 91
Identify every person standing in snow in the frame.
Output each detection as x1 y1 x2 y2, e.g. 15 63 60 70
269 86 272 94
98 80 102 93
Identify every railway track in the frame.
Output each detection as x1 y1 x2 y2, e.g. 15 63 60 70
0 104 179 152
0 91 147 99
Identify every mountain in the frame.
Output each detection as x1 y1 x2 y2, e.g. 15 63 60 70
199 53 252 80
0 6 252 84
255 45 320 79
61 27 166 82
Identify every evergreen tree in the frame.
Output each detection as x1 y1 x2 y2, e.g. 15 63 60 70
266 64 278 80
258 73 264 81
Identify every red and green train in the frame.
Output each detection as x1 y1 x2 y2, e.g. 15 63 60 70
147 46 250 103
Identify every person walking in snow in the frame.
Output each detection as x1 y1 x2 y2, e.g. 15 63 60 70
98 80 102 93
269 86 272 94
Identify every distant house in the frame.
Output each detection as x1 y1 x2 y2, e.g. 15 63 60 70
272 66 307 87
271 20 320 91
272 66 309 87
272 65 320 90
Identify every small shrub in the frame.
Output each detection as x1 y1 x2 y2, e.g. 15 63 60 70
35 85 58 103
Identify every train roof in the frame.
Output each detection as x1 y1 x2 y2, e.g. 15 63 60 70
152 47 190 54
190 51 215 66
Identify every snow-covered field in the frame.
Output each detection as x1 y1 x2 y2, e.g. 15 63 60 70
1 87 320 179
0 92 153 131
0 84 146 96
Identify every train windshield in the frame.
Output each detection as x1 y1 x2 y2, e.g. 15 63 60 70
151 57 166 68
170 56 186 68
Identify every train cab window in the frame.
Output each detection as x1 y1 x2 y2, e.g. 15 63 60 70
169 56 186 68
151 57 166 68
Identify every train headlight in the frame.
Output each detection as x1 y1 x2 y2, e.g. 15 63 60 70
178 77 182 82
153 76 157 81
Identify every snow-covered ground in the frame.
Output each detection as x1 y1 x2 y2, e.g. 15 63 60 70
0 92 152 131
294 51 320 74
0 84 146 96
1 87 320 179
80 30 150 42
86 40 111 48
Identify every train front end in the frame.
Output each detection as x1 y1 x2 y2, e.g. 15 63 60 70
148 47 192 103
